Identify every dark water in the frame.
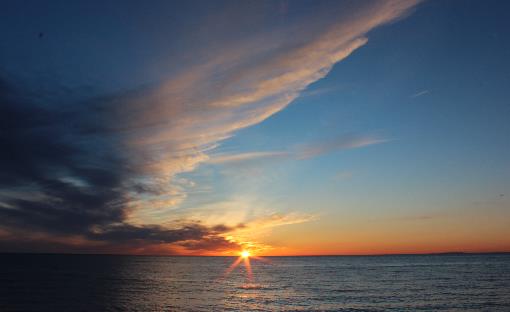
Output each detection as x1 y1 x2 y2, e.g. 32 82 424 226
1 254 509 311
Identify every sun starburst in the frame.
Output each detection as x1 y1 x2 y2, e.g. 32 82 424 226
224 250 270 280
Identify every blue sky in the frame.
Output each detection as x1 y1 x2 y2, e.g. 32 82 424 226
0 0 508 255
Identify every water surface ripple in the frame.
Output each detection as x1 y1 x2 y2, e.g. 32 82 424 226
1 254 509 311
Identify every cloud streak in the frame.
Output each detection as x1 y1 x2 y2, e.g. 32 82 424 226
208 133 386 164
410 90 430 98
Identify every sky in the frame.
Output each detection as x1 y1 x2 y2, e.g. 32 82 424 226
0 0 509 255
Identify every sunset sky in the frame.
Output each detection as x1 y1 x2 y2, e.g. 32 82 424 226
1 0 509 255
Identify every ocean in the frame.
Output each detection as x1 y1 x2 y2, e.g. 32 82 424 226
1 254 509 311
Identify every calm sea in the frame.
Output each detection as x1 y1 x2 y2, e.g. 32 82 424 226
1 254 509 311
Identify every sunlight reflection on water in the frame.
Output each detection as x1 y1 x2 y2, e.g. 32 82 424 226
1 254 510 311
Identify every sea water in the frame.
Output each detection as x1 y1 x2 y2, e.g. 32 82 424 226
1 254 509 311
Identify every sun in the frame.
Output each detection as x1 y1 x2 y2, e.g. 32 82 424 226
225 249 270 281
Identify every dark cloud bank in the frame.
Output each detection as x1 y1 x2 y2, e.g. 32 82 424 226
0 76 238 254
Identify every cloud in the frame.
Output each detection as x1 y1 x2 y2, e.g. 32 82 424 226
226 212 318 254
0 218 241 254
243 213 317 230
207 133 386 165
208 151 289 164
0 0 420 253
105 0 415 223
179 236 240 252
410 90 430 98
296 134 387 159
0 79 127 235
0 77 242 253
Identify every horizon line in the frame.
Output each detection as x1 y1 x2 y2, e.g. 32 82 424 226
2 251 509 257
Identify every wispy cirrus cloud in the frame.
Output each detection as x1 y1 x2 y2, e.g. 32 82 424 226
296 134 388 159
208 151 290 164
410 90 430 98
208 133 387 164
